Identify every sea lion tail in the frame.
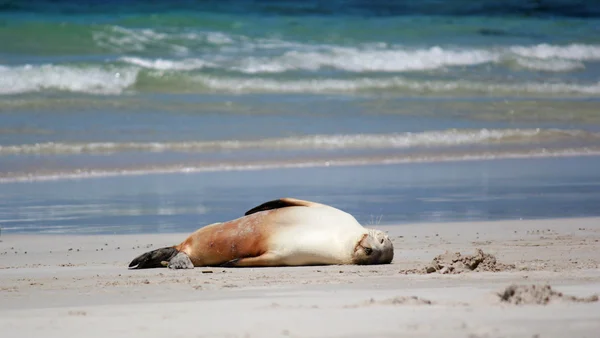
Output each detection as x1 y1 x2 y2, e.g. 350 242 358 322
128 246 179 269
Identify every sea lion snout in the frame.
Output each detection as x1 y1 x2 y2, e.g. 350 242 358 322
352 229 394 265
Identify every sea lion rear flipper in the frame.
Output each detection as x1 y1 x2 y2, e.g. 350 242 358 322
244 198 325 216
128 246 179 269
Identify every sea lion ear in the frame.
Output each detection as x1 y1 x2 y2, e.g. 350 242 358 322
244 198 325 216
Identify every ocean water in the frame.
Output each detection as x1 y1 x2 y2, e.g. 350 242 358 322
1 1 600 234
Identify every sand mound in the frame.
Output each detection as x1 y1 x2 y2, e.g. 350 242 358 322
426 248 514 274
498 284 599 305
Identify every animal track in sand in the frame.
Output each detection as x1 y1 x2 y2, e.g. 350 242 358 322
345 296 434 308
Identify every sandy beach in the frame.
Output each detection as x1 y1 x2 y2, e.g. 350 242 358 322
3 1 600 337
1 217 599 337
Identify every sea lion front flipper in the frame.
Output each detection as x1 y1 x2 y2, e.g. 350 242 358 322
167 252 194 269
244 198 325 216
220 252 282 267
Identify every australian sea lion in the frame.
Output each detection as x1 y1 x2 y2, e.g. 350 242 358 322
128 198 394 269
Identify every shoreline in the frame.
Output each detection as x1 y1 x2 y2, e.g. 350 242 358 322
1 215 598 236
1 217 599 337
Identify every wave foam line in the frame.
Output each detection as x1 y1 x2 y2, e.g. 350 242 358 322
510 44 600 61
2 63 600 96
119 56 211 70
231 46 498 73
116 43 600 74
94 26 600 63
194 76 600 95
1 147 599 184
2 128 598 155
0 64 138 95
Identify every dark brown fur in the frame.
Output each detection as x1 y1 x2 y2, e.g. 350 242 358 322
244 197 322 216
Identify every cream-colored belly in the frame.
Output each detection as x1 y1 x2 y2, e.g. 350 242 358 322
266 206 366 265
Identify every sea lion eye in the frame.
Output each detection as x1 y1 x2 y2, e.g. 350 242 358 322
364 247 373 255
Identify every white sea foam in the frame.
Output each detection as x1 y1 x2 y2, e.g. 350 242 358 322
0 64 138 95
203 31 236 45
1 147 598 184
118 46 493 74
93 27 250 54
195 75 600 95
230 43 600 73
90 25 600 73
93 26 166 52
1 61 598 95
3 40 600 95
93 26 189 54
119 56 211 70
235 46 498 73
1 129 597 155
513 58 585 72
510 43 600 61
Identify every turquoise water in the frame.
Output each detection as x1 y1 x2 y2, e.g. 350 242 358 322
3 12 600 97
1 1 600 233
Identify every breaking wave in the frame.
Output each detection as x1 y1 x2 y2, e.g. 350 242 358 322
2 128 598 155
192 76 600 95
3 28 600 95
510 44 600 61
0 64 138 95
94 27 600 72
1 146 599 183
119 56 211 71
117 42 600 74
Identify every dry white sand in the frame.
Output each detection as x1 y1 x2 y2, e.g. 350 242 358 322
1 217 600 338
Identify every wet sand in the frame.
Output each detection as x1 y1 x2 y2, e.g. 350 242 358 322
1 217 599 337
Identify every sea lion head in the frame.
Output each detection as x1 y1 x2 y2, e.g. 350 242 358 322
352 228 394 265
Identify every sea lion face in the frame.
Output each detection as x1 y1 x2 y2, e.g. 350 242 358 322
352 229 394 265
